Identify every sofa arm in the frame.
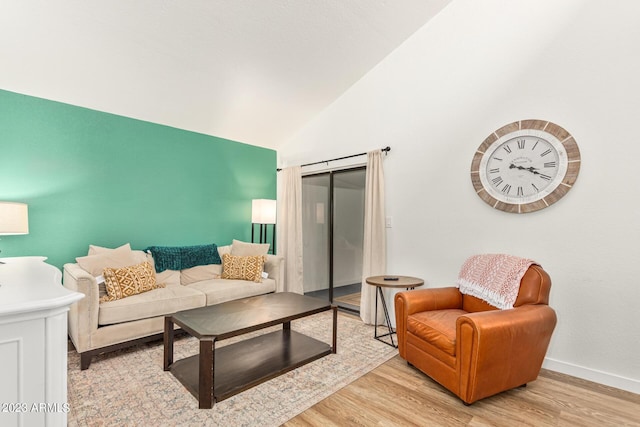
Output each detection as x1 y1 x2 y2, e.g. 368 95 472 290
394 287 462 357
264 254 285 291
63 263 100 353
456 305 557 403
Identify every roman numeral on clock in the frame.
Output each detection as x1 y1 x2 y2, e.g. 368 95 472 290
489 168 500 174
517 186 524 196
492 176 503 186
503 145 512 154
502 184 511 194
540 149 552 157
544 161 557 168
517 139 526 149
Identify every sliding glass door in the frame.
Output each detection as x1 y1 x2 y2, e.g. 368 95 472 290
302 173 331 300
302 167 366 312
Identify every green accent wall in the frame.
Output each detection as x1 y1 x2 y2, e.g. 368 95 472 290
0 90 276 269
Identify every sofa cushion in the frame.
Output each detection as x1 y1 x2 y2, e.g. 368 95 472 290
84 244 181 287
100 261 166 302
407 309 467 356
76 245 149 298
155 268 181 287
87 243 150 267
186 277 276 306
98 284 206 325
221 253 266 282
76 244 146 276
146 243 221 272
181 264 222 285
231 239 270 256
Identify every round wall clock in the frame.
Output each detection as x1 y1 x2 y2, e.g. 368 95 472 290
470 119 581 213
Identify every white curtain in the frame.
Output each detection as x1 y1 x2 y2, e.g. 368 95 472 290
277 166 304 294
360 151 387 325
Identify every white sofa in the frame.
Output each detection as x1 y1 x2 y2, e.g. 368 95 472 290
63 243 283 369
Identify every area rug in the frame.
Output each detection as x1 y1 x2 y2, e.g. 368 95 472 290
67 312 397 426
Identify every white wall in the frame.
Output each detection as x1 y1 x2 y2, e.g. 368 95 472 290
278 0 640 394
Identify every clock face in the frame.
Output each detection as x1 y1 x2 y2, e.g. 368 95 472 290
480 130 568 205
471 120 580 213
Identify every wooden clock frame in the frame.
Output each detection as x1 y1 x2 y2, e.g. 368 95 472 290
470 119 581 213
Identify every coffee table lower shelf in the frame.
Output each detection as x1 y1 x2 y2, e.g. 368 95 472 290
169 329 332 406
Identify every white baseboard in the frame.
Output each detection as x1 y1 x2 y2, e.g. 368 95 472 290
543 357 640 395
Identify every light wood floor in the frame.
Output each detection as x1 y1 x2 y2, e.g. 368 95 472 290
334 292 361 307
284 355 640 427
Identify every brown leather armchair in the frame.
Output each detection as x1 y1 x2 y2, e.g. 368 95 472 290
394 264 556 404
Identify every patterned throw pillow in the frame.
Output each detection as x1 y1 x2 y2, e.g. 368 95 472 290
100 261 165 302
221 254 266 283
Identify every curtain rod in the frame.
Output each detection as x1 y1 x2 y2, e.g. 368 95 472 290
277 146 390 172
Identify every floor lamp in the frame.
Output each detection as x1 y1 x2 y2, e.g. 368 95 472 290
251 199 276 254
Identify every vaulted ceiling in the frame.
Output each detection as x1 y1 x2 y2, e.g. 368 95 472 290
0 1 451 149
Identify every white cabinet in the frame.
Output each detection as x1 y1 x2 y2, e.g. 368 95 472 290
0 257 83 427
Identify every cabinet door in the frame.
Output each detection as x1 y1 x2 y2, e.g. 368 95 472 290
0 317 46 426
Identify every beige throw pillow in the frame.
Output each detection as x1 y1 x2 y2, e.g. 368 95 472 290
76 244 141 276
88 243 148 264
217 245 231 257
231 239 270 256
100 261 165 302
221 254 266 283
88 243 131 255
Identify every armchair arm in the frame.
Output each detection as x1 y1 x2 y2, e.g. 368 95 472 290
395 287 463 316
456 305 557 403
63 263 100 353
394 287 462 357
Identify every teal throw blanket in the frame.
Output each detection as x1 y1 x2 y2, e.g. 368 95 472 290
146 243 221 272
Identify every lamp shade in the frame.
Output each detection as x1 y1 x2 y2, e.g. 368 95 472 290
0 202 29 235
251 199 276 224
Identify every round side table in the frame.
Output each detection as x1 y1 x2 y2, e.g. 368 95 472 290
365 275 424 348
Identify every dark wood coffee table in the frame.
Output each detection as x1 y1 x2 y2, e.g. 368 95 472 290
163 292 337 408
